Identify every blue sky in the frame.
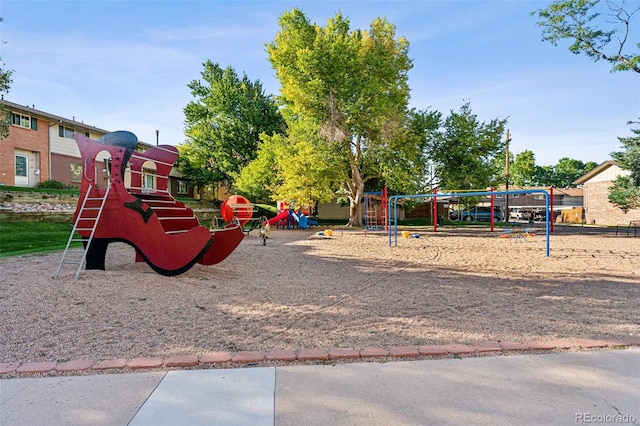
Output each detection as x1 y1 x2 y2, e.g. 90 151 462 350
1 0 638 166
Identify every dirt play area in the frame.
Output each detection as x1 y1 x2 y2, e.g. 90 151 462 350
0 224 638 365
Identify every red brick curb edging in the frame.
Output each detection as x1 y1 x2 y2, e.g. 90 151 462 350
127 357 163 370
199 352 232 364
2 339 638 378
92 359 128 370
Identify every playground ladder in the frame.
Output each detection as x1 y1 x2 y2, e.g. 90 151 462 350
54 181 111 280
365 207 380 228
364 187 388 230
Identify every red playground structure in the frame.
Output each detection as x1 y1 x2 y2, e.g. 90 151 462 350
54 131 244 279
264 200 318 229
364 187 388 230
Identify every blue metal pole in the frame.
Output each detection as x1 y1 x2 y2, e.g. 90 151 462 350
545 190 550 257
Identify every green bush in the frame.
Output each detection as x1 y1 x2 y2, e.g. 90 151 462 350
36 179 66 189
34 180 79 191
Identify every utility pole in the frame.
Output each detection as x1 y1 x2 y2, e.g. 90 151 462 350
505 129 510 220
156 130 159 146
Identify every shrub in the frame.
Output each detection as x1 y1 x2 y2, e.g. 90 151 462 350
36 180 78 190
37 179 66 189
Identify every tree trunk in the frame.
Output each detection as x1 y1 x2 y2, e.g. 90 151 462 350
346 164 365 227
347 195 363 227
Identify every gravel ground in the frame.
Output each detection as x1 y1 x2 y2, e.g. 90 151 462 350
0 224 638 364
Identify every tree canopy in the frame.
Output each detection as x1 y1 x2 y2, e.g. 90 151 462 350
504 150 598 188
534 157 598 187
609 121 640 210
264 8 416 226
428 102 508 191
180 61 285 194
532 0 640 73
509 150 537 187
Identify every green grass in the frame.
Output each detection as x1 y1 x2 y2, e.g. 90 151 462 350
0 184 79 195
0 221 82 257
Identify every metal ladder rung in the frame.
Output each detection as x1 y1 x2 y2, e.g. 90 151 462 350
158 216 196 220
54 181 111 280
146 207 185 210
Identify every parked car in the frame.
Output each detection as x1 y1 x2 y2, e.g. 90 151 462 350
509 208 532 221
449 209 462 220
532 208 561 222
462 207 502 222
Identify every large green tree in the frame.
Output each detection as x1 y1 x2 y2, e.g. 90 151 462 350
532 0 640 73
233 134 282 203
236 106 440 207
236 110 343 205
533 157 598 187
510 150 537 187
266 9 414 226
180 61 285 193
428 102 508 191
174 142 226 199
609 121 640 211
385 108 442 195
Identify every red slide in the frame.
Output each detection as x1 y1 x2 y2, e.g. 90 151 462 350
266 210 290 226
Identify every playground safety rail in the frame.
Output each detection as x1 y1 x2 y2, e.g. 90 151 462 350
387 189 551 256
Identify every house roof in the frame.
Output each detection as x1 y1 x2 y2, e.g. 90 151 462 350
573 160 619 185
1 98 156 149
554 187 583 197
493 185 582 196
1 98 111 134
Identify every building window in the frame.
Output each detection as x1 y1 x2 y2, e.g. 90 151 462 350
11 113 37 130
58 125 75 138
143 169 156 190
70 162 82 183
177 180 188 194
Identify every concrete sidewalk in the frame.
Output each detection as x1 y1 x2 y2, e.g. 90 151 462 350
1 349 638 426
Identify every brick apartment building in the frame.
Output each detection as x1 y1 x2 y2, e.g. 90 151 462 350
0 99 195 199
0 99 111 187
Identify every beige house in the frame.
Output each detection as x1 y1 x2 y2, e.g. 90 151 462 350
573 160 640 226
